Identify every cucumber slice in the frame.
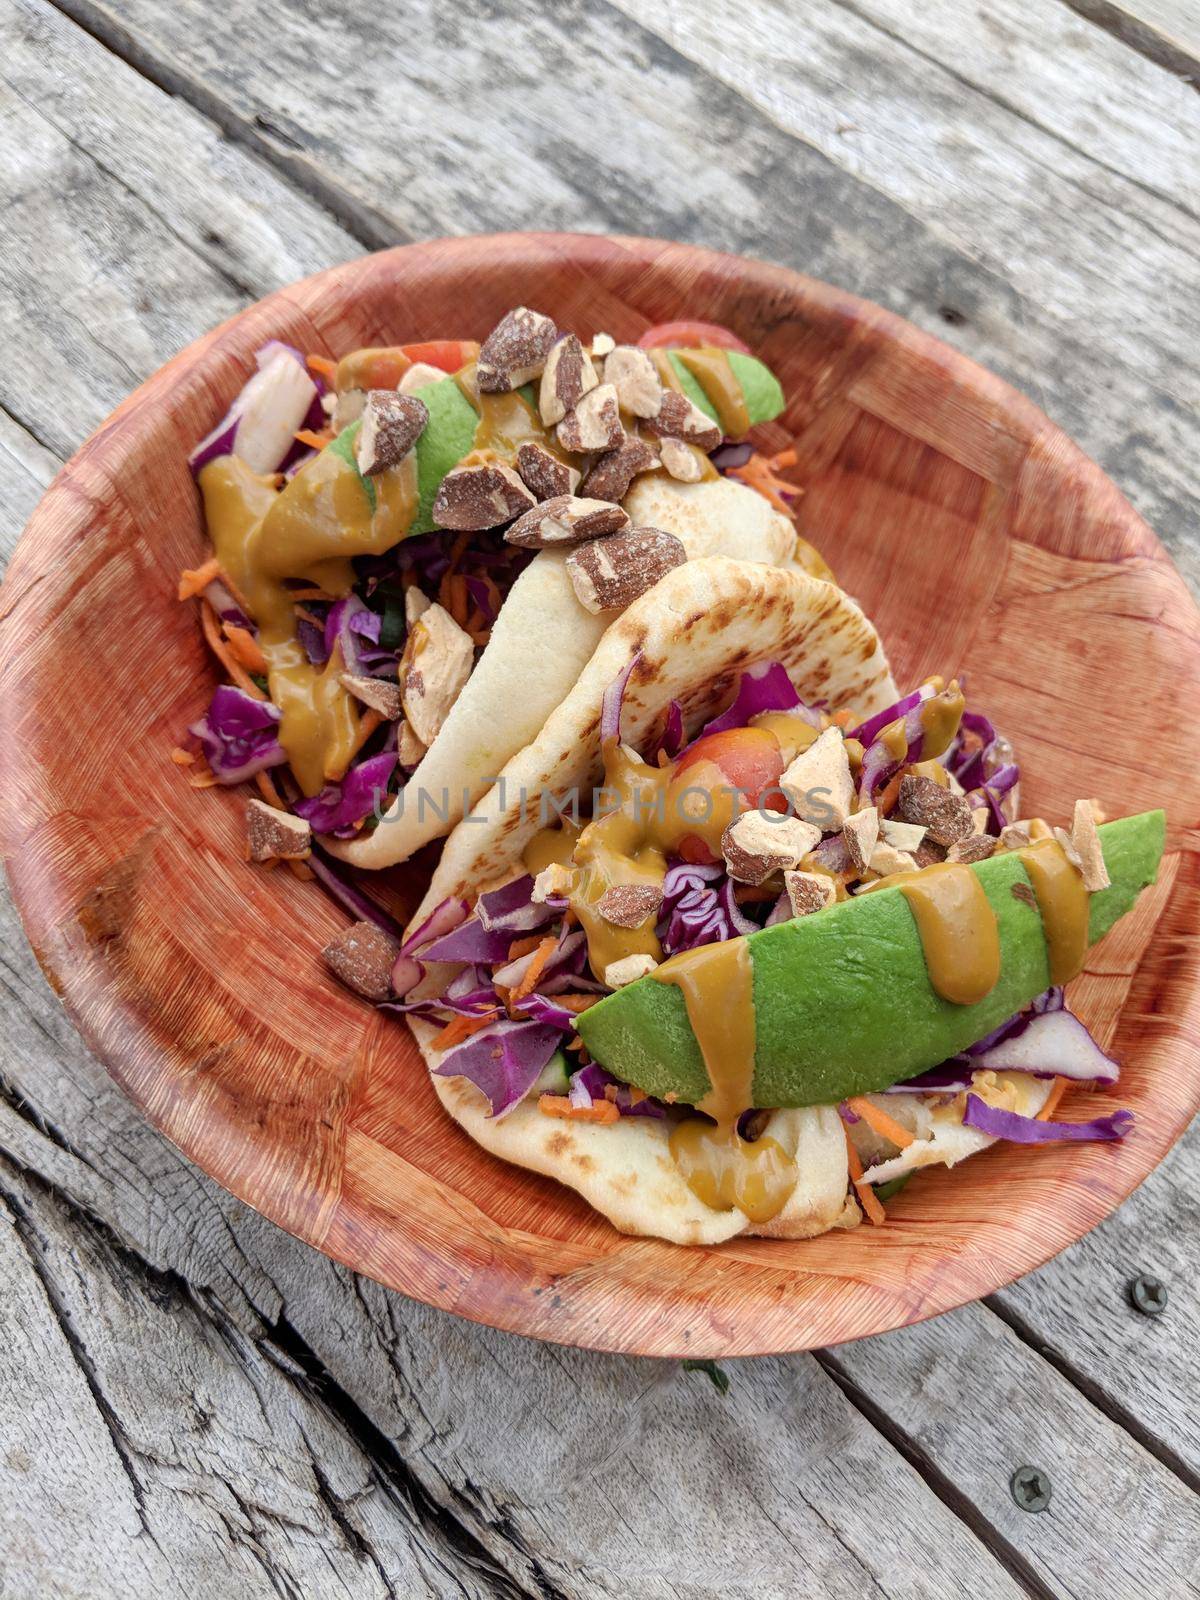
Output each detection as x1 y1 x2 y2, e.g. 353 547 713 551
532 1051 571 1096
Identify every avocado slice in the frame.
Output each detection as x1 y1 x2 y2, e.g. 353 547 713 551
411 376 479 533
577 811 1166 1109
665 351 786 427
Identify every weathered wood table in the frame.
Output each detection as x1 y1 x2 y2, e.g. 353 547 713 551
1 2 1197 1594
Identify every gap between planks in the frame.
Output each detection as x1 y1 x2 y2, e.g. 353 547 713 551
1057 0 1200 84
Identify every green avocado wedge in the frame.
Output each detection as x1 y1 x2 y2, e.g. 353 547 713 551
577 811 1166 1109
411 376 479 533
666 351 786 428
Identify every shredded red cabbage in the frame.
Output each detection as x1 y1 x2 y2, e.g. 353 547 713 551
570 1062 666 1118
476 875 559 935
307 847 403 940
432 1019 564 1118
294 752 397 836
699 661 818 739
963 1095 1133 1144
189 685 286 784
600 651 642 744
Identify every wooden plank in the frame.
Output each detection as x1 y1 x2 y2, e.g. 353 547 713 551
824 1296 1200 1600
607 0 1200 591
992 1127 1200 1487
0 0 357 457
1063 1 1200 79
0 409 59 545
0 1159 517 1600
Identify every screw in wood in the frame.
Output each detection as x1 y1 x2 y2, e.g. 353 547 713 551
1010 1465 1051 1513
1127 1274 1168 1316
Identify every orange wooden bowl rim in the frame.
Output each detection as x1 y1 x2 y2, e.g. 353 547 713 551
2 234 1198 1357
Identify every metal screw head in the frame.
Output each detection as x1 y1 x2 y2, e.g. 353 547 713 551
1010 1465 1051 1513
1128 1274 1168 1316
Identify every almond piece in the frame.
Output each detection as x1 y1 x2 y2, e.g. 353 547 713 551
397 719 427 769
400 603 474 747
896 773 975 846
323 921 401 1003
1069 797 1111 891
946 834 997 864
579 436 660 502
398 361 447 395
999 821 1034 852
721 812 822 885
432 462 536 530
354 391 428 475
405 585 432 627
532 863 575 903
597 883 663 928
590 332 616 358
515 442 581 501
566 526 686 614
604 953 658 988
557 383 624 453
246 799 312 863
339 673 403 720
657 437 705 482
783 870 837 917
645 390 721 451
505 494 630 549
603 345 663 418
539 333 599 426
879 817 925 852
867 842 919 876
477 306 558 393
780 728 854 829
842 806 880 874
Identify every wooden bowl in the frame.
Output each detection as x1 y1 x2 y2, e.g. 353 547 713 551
2 234 1198 1358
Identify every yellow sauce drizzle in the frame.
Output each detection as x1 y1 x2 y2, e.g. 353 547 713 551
896 862 1001 1006
1018 837 1091 985
655 938 797 1223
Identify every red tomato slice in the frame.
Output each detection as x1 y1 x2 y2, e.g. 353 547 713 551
636 321 751 354
400 340 481 372
673 727 784 808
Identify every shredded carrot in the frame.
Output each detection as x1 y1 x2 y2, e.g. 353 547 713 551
306 354 337 380
287 859 315 881
288 586 338 603
538 1094 620 1125
255 769 287 810
843 1124 886 1225
507 933 546 960
200 602 265 698
170 746 196 766
832 708 858 730
875 772 903 817
295 427 332 450
222 624 270 675
188 767 220 789
448 531 471 570
178 557 222 601
734 883 779 904
347 708 385 763
845 1097 915 1150
431 1009 501 1051
729 450 800 516
511 937 557 1003
1036 1077 1070 1122
549 994 598 1014
467 627 492 649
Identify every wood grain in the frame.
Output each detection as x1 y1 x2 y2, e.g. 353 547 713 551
2 234 1198 1359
